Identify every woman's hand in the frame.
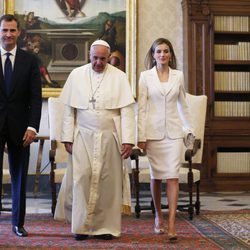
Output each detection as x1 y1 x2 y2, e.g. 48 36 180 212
137 142 147 152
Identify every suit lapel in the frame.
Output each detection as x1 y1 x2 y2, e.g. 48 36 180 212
151 66 178 96
164 67 177 96
151 66 165 95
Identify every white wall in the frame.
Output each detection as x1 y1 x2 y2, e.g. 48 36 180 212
137 0 183 76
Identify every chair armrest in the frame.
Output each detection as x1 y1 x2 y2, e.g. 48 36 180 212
185 139 201 162
130 147 147 160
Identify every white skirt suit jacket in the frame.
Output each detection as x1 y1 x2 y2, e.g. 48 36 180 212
138 66 194 142
137 66 194 179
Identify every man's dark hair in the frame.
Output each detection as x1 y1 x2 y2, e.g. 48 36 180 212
0 14 20 29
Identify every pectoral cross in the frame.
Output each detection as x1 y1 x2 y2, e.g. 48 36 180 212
89 96 96 109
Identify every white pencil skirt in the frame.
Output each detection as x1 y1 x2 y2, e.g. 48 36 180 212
146 135 183 180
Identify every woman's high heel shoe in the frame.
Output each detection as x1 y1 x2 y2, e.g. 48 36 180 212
154 226 165 234
154 217 164 234
168 233 178 242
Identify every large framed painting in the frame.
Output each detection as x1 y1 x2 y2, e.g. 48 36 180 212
0 1 3 15
3 0 137 98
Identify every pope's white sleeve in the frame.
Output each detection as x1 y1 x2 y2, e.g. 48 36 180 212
61 104 75 143
120 103 135 145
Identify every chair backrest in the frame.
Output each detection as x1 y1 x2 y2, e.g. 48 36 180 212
48 97 68 163
183 93 207 164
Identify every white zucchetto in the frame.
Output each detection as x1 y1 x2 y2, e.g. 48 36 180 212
91 39 110 48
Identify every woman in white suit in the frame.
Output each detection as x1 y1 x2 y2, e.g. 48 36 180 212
137 38 194 241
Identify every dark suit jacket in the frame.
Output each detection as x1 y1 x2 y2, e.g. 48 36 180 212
0 48 42 146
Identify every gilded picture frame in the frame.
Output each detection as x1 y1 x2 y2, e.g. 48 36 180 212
2 0 137 98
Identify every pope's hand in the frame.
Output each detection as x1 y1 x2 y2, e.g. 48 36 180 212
121 143 133 159
64 142 73 154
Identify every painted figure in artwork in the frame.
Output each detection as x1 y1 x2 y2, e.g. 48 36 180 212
60 0 86 18
99 19 125 71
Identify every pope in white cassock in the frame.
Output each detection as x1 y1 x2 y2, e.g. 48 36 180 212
54 40 135 241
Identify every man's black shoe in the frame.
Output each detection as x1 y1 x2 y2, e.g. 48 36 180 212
94 234 113 240
74 234 88 241
12 226 28 237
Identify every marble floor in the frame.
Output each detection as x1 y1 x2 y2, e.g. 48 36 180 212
1 190 250 214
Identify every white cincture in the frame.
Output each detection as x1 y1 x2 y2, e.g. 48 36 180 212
89 67 106 109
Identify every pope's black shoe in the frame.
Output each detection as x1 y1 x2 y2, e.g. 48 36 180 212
74 234 88 241
12 226 28 237
94 234 113 240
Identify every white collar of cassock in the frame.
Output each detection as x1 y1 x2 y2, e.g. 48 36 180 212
90 65 108 85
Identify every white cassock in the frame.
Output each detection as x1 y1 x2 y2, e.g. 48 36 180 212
54 63 135 237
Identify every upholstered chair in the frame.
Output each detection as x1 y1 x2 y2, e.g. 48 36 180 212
48 97 68 215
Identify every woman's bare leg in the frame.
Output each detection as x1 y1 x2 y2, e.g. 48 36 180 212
166 178 179 235
150 179 164 231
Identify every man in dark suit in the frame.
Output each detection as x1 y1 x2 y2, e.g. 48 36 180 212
0 14 42 237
